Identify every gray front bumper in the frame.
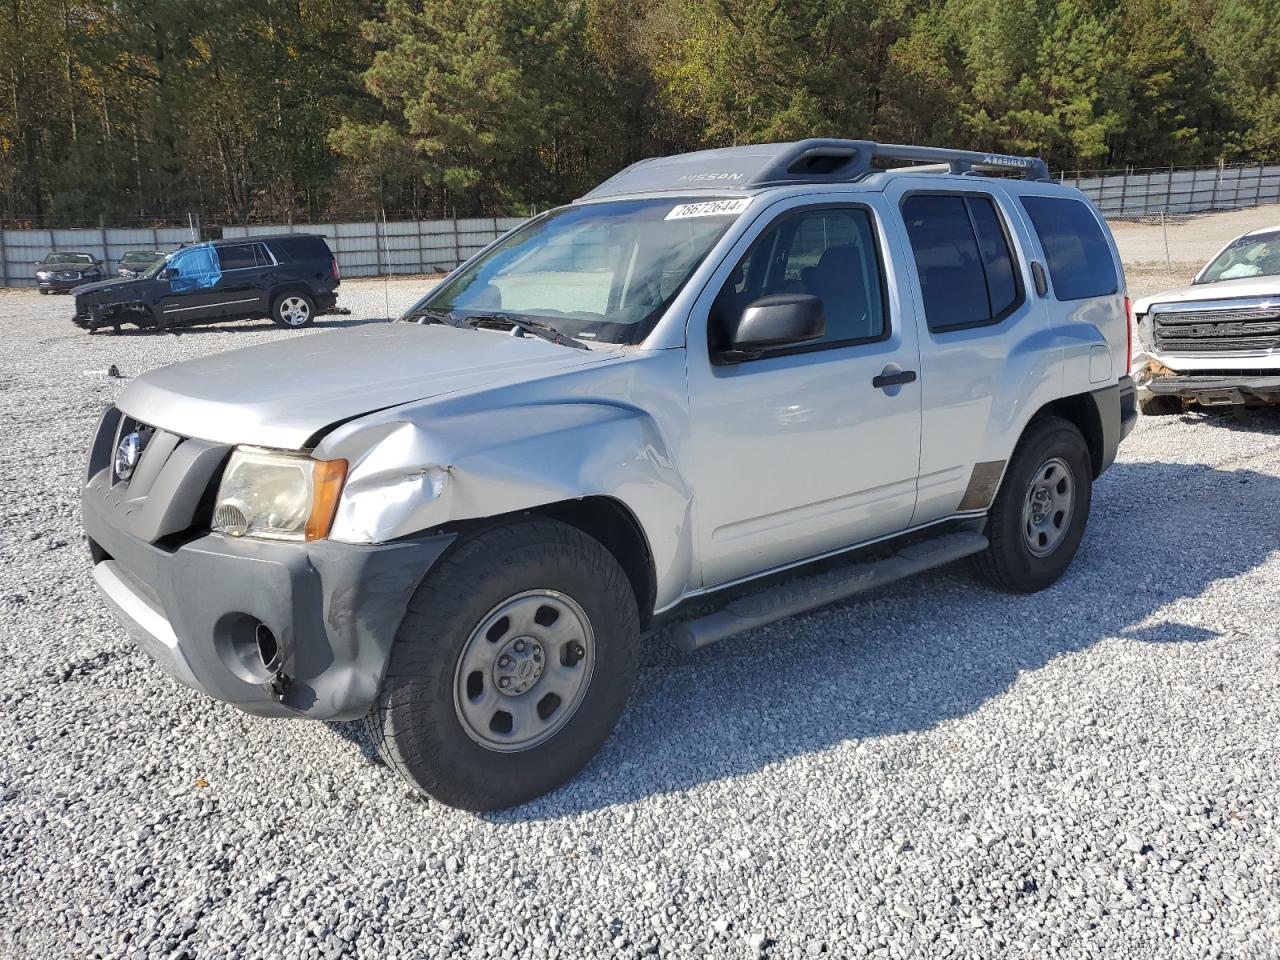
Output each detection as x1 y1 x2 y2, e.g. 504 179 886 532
83 478 454 720
1144 372 1280 406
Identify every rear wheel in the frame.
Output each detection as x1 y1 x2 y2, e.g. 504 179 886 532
1139 393 1183 416
364 518 640 811
270 292 315 328
975 416 1092 593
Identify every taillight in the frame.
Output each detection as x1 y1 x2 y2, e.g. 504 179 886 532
331 257 341 282
1124 295 1133 376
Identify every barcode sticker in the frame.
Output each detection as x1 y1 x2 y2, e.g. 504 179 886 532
665 198 752 220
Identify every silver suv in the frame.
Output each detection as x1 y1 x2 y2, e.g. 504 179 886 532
81 140 1137 810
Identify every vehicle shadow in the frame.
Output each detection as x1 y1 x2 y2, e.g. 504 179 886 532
328 457 1280 819
100 316 391 336
1170 405 1280 433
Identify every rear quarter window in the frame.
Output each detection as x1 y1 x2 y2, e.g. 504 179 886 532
271 236 332 262
1019 196 1117 301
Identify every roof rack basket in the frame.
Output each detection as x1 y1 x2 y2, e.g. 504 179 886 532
578 139 1052 201
749 139 1051 188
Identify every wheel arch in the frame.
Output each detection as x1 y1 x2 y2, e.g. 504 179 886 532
1030 391 1105 478
434 496 658 629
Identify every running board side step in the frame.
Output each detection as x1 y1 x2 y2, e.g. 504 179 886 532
672 531 988 651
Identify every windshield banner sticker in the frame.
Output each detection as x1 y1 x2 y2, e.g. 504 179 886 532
665 198 752 220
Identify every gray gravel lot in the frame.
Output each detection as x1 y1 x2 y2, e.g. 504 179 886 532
2 259 1279 959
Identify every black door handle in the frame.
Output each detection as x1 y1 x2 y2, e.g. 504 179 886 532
873 369 917 389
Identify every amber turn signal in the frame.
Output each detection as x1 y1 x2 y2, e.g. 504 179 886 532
305 458 348 541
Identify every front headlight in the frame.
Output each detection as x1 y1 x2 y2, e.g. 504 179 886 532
36 270 50 278
212 447 347 542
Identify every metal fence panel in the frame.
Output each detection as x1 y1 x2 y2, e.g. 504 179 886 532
18 162 1280 287
1065 162 1280 219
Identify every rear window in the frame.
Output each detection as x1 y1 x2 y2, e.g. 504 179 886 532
1019 196 1117 300
271 236 332 262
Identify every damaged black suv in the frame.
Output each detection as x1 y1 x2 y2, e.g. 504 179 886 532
72 234 340 332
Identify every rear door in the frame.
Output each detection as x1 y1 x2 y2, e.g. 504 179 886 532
882 178 1051 524
206 242 273 319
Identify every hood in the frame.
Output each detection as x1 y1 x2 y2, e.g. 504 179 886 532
73 276 145 298
116 323 621 449
1134 276 1280 313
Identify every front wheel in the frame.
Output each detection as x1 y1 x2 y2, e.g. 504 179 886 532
364 518 640 811
974 416 1092 593
270 292 315 328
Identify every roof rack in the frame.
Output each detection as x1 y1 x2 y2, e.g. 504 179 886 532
579 139 1051 201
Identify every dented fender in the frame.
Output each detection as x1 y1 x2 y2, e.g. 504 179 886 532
313 388 696 610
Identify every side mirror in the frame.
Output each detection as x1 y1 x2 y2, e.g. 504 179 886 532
160 267 178 279
725 294 825 360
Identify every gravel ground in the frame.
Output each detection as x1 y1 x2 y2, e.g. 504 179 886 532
2 234 1280 960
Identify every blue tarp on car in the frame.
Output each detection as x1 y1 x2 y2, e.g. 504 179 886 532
167 244 221 293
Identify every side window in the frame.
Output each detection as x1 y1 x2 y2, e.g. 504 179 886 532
902 193 1024 332
216 243 258 271
1019 196 1118 300
711 206 887 352
252 243 274 267
167 246 221 292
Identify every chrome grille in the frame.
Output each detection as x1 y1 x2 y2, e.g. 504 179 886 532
1152 306 1280 354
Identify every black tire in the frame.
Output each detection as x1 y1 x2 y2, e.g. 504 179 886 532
1139 393 1183 416
270 291 315 328
974 416 1092 594
38 288 49 296
364 518 641 811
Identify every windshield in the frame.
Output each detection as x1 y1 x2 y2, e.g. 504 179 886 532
1197 230 1280 283
44 252 93 265
406 197 749 344
139 256 169 278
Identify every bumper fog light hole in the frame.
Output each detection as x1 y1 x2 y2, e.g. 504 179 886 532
255 624 279 669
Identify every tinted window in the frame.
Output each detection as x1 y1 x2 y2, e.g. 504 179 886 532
216 244 258 271
273 236 331 262
1019 196 1117 300
902 194 1023 332
713 207 886 351
968 198 1019 316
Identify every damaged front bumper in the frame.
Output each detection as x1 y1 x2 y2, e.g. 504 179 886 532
1137 358 1280 406
82 471 454 720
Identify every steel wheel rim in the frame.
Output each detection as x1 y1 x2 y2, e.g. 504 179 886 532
280 296 310 325
453 590 595 753
1022 456 1074 557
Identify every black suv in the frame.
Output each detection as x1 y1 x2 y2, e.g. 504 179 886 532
71 234 340 332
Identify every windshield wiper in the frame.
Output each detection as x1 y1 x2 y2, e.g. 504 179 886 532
402 306 475 329
465 312 590 351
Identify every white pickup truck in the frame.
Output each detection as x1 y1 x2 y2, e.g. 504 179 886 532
82 139 1136 810
1135 224 1280 412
